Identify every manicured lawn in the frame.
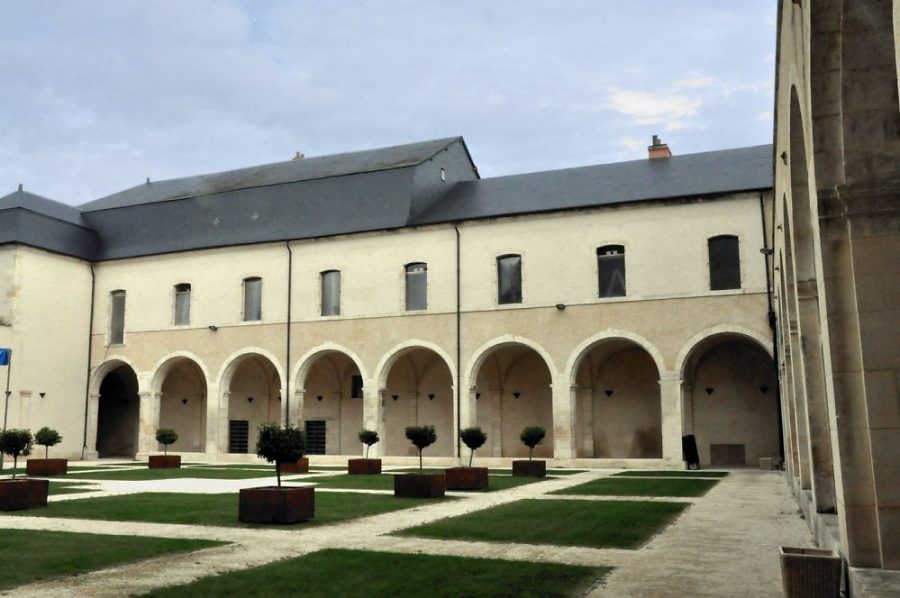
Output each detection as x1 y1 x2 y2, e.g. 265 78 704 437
312 473 541 492
613 470 729 478
490 468 588 476
552 477 719 497
391 467 588 476
0 529 223 591
64 467 276 481
2 491 442 527
49 481 99 496
141 548 608 598
396 498 688 549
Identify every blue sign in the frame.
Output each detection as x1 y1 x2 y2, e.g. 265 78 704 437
0 349 9 366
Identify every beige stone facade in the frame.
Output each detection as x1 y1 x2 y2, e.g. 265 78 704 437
773 0 900 586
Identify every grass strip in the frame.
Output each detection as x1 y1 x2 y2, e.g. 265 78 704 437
49 481 99 496
0 529 223 591
311 473 541 492
63 467 275 481
141 548 608 598
612 470 729 478
489 468 588 476
2 491 444 527
553 477 719 497
397 498 687 549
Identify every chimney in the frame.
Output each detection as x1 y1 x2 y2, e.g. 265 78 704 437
648 135 672 159
293 151 304 160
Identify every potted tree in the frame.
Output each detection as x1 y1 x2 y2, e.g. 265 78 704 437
445 427 489 490
394 425 445 498
0 429 48 511
513 426 547 477
348 429 382 474
149 428 181 468
26 427 67 476
278 427 309 474
239 423 314 524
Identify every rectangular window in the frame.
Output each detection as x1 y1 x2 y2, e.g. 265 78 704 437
228 420 249 454
305 420 326 455
243 277 262 321
405 262 427 311
351 374 364 398
109 290 126 345
174 283 191 325
497 254 522 304
709 235 741 290
597 245 626 298
321 270 341 316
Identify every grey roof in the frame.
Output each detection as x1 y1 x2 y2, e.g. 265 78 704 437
411 144 773 225
0 187 88 226
0 189 98 258
79 137 468 211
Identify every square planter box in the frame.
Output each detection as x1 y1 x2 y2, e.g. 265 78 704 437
445 467 488 490
149 455 181 469
512 460 546 477
26 458 68 476
278 457 309 474
348 458 382 475
239 486 315 524
394 473 446 498
0 478 49 511
780 547 842 598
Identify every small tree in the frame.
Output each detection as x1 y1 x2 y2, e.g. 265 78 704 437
34 427 62 459
358 429 379 459
155 428 178 455
405 425 436 473
520 426 546 461
256 424 305 487
0 429 33 478
459 427 487 467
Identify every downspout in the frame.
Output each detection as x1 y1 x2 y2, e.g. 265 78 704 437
285 241 293 423
81 263 96 459
455 225 462 460
760 193 785 461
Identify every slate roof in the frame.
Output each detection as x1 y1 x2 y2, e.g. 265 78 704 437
0 187 88 227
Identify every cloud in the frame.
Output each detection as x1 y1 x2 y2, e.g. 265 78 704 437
674 77 715 90
608 88 703 129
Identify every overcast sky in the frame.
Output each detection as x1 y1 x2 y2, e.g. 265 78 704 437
1 1 777 206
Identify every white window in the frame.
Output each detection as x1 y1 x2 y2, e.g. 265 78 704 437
109 290 126 345
243 277 262 321
497 254 522 304
321 270 341 316
405 262 427 311
174 283 191 325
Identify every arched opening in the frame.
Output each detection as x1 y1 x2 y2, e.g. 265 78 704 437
382 347 454 457
226 355 281 454
300 351 363 455
157 358 207 453
573 339 661 458
683 335 779 467
473 343 553 458
96 364 139 458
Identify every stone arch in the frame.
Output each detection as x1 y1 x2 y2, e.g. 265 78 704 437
93 358 140 458
291 343 369 392
220 350 284 454
89 356 139 397
378 342 456 457
464 335 557 387
217 347 284 394
675 325 772 381
568 333 664 459
566 329 665 386
150 353 208 454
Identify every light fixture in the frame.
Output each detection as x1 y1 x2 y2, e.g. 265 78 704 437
759 248 774 256
780 151 788 165
247 396 254 403
760 385 770 394
39 392 46 399
475 392 481 400
208 325 218 332
317 395 324 402
604 389 613 397
181 398 188 405
512 391 521 399
705 387 714 395
277 394 282 402
428 393 435 401
555 303 566 310
391 394 399 401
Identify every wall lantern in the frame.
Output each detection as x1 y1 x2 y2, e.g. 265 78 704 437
247 396 254 403
475 392 481 400
392 394 399 401
208 325 218 332
39 392 46 399
428 393 435 401
317 395 324 402
555 303 566 310
705 387 714 395
512 391 521 399
760 385 770 394
181 398 188 405
604 389 613 397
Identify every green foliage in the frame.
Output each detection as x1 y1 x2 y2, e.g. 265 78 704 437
155 428 178 455
0 429 33 477
358 429 379 459
459 427 487 467
34 427 62 458
520 426 546 460
404 425 436 472
256 424 305 487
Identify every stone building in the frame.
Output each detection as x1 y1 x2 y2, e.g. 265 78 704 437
772 0 900 592
0 136 779 471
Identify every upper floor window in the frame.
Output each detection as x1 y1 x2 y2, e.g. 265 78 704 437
597 245 626 298
109 290 126 345
174 283 191 325
497 254 522 304
405 262 427 311
243 277 262 321
321 270 341 316
708 235 741 290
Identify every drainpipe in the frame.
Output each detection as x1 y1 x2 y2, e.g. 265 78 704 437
455 225 462 460
759 193 785 462
285 241 293 424
81 263 96 459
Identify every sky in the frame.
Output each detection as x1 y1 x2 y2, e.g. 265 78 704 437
0 1 777 206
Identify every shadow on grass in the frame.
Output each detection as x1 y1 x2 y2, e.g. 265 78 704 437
552 477 719 497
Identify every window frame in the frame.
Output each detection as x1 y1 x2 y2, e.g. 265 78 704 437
173 282 191 326
596 244 627 299
109 289 126 346
242 276 263 322
707 234 742 291
320 269 341 317
496 253 523 305
404 262 428 311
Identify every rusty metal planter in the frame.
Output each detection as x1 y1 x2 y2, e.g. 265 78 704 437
25 458 68 476
148 455 181 469
445 467 488 490
0 479 49 511
239 486 315 524
512 460 546 477
348 458 382 475
394 473 446 498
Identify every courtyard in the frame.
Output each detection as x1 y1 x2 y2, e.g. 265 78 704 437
0 461 813 597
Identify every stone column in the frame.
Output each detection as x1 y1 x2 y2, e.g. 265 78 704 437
551 377 576 461
788 322 813 491
291 389 305 428
136 391 161 458
204 382 220 458
217 391 231 455
658 371 684 465
362 384 383 458
83 393 101 460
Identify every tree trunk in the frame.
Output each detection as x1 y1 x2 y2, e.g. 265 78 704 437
276 462 282 487
418 449 423 472
45 446 48 458
468 448 474 467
